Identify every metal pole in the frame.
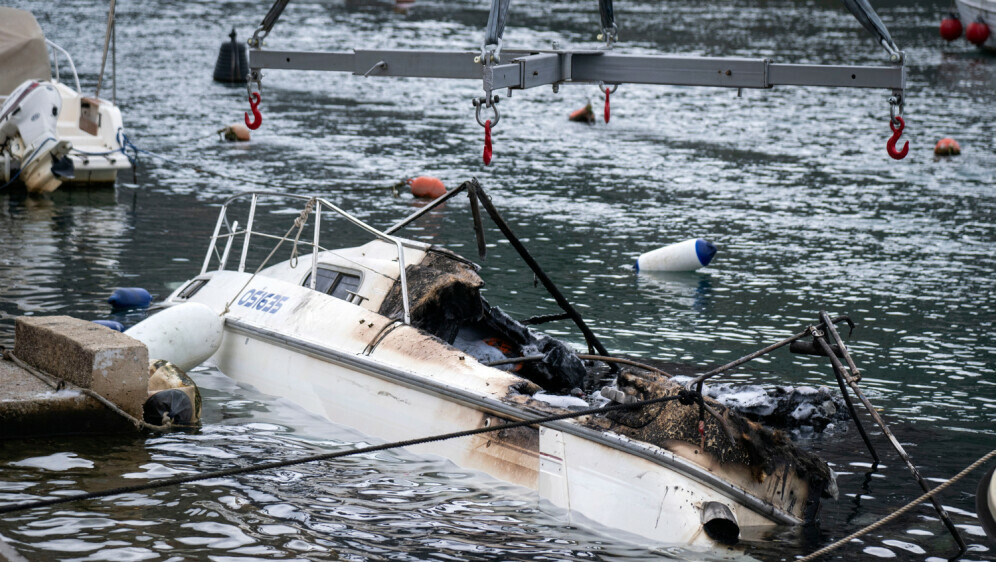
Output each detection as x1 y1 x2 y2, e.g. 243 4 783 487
111 15 116 104
310 206 320 290
384 182 468 235
95 0 115 99
684 315 853 388
811 326 879 464
815 312 966 559
467 180 488 260
201 207 227 274
471 180 609 358
238 195 258 273
218 221 238 270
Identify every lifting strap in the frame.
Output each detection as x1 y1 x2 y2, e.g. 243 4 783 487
484 0 511 54
598 0 617 43
250 0 292 48
841 0 900 57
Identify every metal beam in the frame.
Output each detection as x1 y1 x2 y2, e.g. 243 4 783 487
250 48 905 91
767 63 905 90
571 54 769 88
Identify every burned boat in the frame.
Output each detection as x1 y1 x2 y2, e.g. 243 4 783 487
137 180 858 548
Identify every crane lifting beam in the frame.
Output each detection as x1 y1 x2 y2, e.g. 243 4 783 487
250 48 905 92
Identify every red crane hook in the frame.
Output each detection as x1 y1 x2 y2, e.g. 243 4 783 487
483 119 492 165
887 116 908 160
245 92 262 130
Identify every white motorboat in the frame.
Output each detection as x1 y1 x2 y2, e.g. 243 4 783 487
144 182 841 549
0 7 131 193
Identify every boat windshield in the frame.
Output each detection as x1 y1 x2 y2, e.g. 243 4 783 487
200 191 414 324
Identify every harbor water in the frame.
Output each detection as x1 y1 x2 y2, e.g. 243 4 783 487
1 0 994 559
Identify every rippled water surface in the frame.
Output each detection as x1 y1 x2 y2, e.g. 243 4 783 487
1 0 994 560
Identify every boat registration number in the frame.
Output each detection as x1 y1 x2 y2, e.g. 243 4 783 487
237 289 290 314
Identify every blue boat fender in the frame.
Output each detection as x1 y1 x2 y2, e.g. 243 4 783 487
108 287 152 309
92 320 125 332
635 239 717 272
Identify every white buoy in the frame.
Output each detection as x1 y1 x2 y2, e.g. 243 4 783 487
635 239 717 272
125 302 223 371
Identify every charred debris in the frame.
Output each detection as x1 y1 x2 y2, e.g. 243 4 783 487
379 178 967 554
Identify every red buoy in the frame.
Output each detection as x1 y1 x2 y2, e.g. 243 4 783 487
966 19 991 46
408 176 446 199
940 13 963 41
934 137 961 156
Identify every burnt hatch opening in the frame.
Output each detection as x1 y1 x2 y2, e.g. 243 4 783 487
379 249 586 394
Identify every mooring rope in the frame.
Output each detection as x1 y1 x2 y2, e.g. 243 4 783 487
0 350 172 433
220 198 316 317
797 448 996 561
0 391 699 515
124 141 391 192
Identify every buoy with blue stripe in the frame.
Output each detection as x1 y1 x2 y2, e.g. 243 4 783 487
635 239 717 272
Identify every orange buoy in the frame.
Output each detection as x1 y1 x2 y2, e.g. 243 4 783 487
569 103 596 124
408 176 446 199
934 137 961 156
219 123 250 142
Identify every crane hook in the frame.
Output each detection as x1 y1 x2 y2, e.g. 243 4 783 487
887 116 908 160
244 92 262 130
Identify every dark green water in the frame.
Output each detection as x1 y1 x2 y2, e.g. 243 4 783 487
1 0 994 559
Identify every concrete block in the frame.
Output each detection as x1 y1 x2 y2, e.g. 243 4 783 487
0 359 128 438
13 316 149 419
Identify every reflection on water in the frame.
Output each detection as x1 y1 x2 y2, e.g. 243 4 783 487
1 0 994 559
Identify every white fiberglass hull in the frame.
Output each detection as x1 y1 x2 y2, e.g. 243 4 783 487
167 266 816 549
53 81 131 185
215 319 798 546
0 81 130 191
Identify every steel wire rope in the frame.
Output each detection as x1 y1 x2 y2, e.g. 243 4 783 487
0 391 699 515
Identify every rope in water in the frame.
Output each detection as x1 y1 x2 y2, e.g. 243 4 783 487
120 134 391 192
0 391 698 515
797 448 996 561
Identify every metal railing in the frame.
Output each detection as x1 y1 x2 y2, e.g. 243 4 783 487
200 192 412 324
46 40 82 94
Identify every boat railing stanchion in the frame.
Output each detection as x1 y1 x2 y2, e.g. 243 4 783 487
813 311 967 559
384 181 470 235
310 205 321 290
238 194 258 273
45 40 81 93
218 220 238 271
201 206 228 274
809 324 880 465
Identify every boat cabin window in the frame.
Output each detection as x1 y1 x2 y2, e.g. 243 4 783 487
177 279 208 300
303 266 363 303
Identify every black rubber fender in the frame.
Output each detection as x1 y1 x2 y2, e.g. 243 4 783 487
143 389 194 426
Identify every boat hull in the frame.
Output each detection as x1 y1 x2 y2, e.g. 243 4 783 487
956 0 996 50
213 318 803 546
165 235 824 549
